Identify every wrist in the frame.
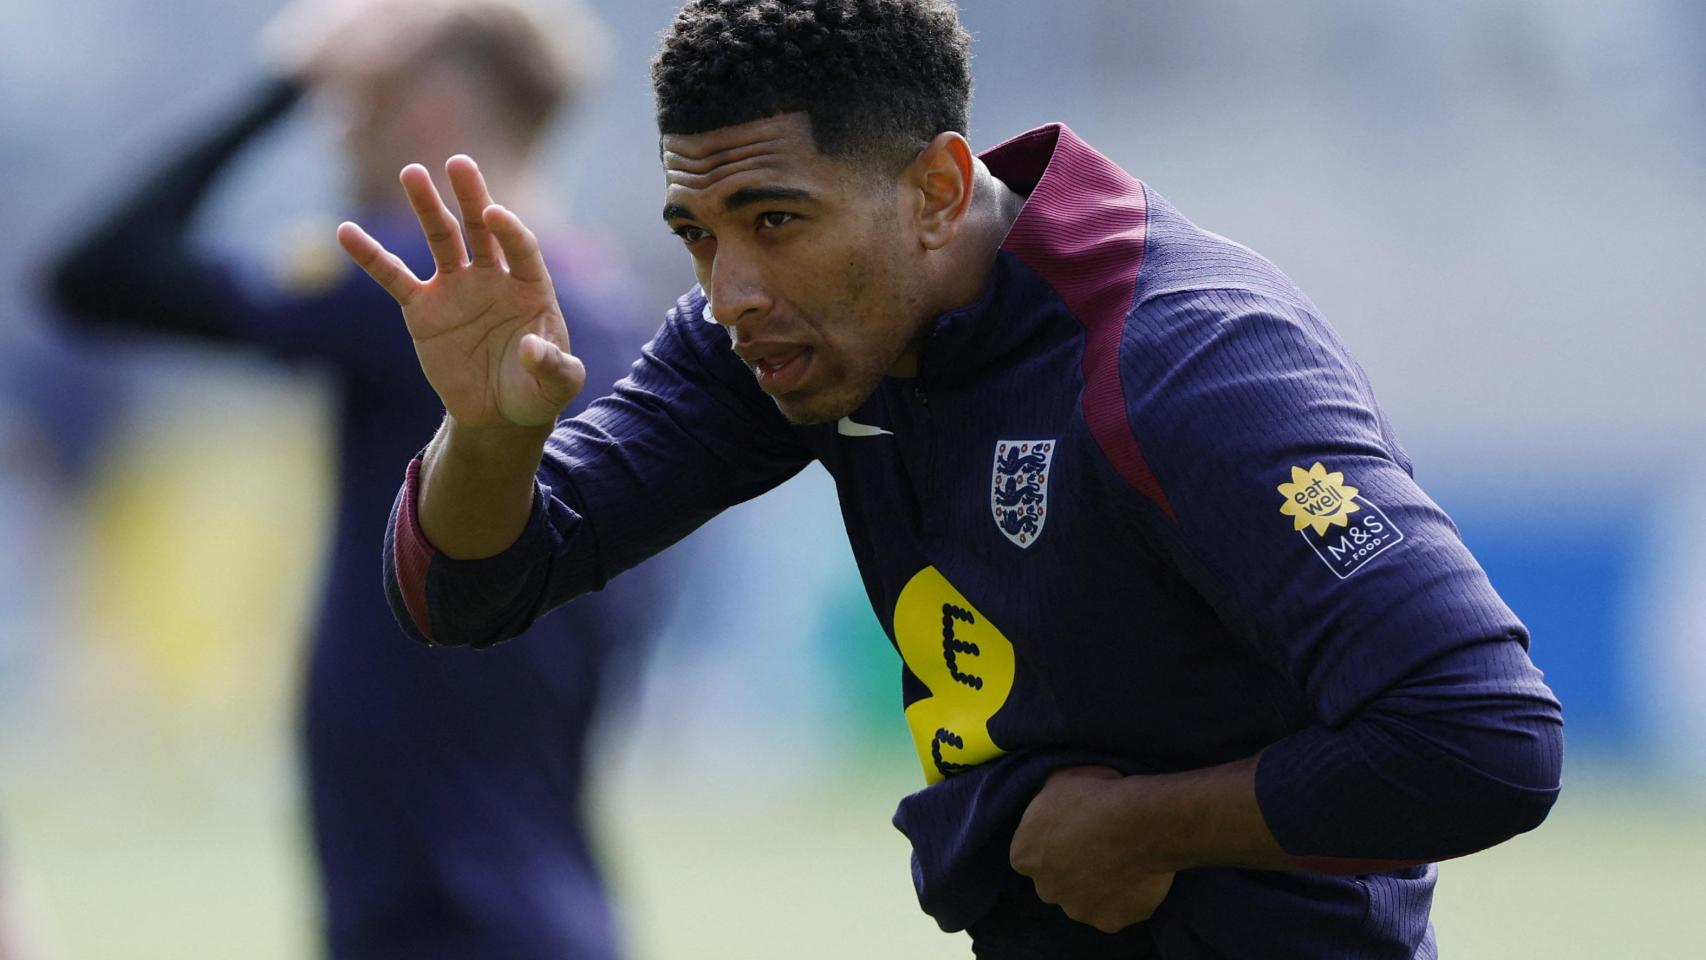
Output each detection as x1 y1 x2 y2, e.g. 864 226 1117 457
440 415 555 465
417 416 554 560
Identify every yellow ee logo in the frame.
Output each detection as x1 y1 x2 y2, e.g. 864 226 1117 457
893 567 1016 784
1278 461 1362 536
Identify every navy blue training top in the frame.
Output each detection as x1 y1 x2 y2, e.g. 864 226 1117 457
387 124 1564 957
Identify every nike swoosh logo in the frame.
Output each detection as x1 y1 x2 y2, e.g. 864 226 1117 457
837 417 894 437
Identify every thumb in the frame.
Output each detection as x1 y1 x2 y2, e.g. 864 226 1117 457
519 333 587 408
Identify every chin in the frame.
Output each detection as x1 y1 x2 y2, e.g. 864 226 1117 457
772 388 864 426
772 399 842 426
769 361 891 426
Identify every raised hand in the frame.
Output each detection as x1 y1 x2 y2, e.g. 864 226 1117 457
338 155 585 430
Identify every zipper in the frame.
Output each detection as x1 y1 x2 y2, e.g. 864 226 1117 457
915 384 941 536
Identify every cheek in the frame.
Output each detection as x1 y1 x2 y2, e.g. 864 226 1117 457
857 253 923 344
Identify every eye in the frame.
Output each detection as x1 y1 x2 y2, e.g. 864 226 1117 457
672 224 710 245
757 211 797 230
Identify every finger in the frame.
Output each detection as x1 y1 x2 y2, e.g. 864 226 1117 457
1008 822 1042 876
446 155 503 269
1089 874 1173 931
1089 895 1158 932
484 204 550 284
399 163 469 274
337 221 423 305
518 333 587 411
1057 896 1137 934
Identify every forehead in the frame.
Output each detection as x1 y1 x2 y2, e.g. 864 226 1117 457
660 113 854 211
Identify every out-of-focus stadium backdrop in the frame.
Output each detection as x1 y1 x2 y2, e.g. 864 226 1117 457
2 1 1702 957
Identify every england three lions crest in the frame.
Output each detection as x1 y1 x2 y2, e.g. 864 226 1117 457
991 439 1055 549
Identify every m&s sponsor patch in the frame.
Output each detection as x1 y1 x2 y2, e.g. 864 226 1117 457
1277 462 1404 578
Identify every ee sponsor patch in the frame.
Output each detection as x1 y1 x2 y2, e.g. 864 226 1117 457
1277 462 1404 578
893 566 1015 784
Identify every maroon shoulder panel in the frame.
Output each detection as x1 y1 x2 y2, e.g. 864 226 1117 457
984 125 1176 522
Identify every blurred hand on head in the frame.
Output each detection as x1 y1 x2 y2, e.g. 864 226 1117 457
261 0 448 87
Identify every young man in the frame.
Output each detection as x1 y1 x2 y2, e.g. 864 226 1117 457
49 2 658 957
341 0 1565 955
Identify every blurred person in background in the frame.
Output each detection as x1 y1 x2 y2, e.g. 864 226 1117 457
343 0 1565 955
0 296 127 960
45 1 664 957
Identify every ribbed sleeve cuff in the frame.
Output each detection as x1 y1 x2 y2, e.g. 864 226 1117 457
388 455 574 649
391 457 439 643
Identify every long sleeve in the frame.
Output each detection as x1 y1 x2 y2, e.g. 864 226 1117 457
46 77 473 385
47 79 304 341
384 288 816 648
1120 287 1564 870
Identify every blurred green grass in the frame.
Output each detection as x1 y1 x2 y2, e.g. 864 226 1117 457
5 755 1702 959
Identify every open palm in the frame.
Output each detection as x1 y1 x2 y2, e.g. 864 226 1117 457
337 155 585 429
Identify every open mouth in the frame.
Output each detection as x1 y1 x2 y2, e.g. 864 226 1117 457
751 346 812 394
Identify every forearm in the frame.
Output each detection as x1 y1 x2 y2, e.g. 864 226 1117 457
48 78 302 333
1028 639 1562 885
1255 639 1564 871
113 78 303 229
1098 754 1291 873
418 416 555 559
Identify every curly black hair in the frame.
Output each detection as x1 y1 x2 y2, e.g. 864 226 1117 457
652 0 972 174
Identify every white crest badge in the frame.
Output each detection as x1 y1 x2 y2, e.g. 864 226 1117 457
991 439 1055 549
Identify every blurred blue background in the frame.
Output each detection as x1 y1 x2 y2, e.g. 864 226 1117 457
2 1 1703 957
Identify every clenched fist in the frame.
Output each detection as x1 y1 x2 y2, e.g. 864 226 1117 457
1009 765 1176 934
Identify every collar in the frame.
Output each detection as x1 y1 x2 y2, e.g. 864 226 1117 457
914 123 1149 388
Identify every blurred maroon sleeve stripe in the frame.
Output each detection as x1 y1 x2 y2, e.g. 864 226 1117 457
392 457 438 644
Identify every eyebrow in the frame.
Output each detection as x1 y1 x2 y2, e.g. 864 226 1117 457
662 186 818 222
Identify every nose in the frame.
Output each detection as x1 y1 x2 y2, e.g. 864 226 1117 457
706 250 770 331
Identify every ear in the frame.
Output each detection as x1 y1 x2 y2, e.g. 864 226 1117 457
908 132 975 251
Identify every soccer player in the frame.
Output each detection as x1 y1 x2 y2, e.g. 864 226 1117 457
47 2 660 957
341 0 1565 955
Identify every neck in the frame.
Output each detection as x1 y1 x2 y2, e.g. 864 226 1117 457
889 158 1027 378
936 157 1026 311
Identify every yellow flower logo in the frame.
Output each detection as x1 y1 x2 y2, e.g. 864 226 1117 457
1277 462 1362 536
